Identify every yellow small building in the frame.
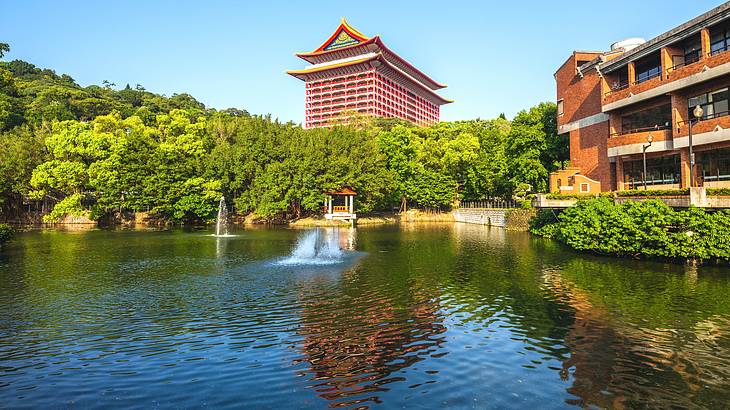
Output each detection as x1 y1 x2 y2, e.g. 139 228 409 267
549 168 601 194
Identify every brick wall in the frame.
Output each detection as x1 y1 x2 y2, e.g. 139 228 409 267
569 121 612 190
556 52 603 127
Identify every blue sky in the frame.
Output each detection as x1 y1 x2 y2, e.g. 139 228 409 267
1 0 724 123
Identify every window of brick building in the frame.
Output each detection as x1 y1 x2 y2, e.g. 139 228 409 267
635 54 662 84
620 104 671 134
683 36 702 66
623 155 680 189
710 21 730 56
557 99 564 116
697 147 730 182
688 87 729 120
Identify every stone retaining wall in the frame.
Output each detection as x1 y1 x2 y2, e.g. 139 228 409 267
453 208 535 231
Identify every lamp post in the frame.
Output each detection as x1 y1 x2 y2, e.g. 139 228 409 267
688 105 704 187
642 134 653 190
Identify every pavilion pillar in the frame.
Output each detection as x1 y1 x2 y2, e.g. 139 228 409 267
328 196 332 214
349 195 354 213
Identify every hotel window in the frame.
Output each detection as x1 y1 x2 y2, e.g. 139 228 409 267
688 87 729 120
622 155 680 189
557 99 564 116
697 148 730 182
711 22 730 55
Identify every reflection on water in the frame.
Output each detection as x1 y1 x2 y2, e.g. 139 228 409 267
1 225 730 408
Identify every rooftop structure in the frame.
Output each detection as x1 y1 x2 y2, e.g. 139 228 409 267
287 19 451 128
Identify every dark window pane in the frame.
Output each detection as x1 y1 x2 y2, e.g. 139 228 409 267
621 104 671 134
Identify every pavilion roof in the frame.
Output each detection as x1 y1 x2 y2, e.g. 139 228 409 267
327 187 358 196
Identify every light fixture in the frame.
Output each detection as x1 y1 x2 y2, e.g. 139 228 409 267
693 105 704 119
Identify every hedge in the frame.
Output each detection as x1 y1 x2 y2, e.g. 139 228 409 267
546 192 615 200
707 188 730 196
616 188 690 197
529 197 730 262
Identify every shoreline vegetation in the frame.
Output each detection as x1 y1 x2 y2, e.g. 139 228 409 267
0 46 566 227
2 45 729 265
530 198 730 263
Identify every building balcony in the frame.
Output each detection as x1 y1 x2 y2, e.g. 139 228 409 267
674 111 730 149
604 71 663 105
603 49 730 111
665 49 730 82
607 127 672 158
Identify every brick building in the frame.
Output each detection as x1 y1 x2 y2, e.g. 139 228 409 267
287 19 451 128
555 3 730 192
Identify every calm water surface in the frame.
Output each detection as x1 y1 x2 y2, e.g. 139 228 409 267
1 224 730 409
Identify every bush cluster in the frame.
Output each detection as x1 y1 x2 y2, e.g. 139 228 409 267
616 189 690 197
0 224 13 246
707 188 730 196
529 198 730 261
545 192 597 200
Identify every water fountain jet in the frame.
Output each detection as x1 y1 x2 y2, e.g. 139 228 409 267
278 228 344 265
215 196 231 237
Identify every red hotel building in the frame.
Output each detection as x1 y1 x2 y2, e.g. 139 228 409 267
287 19 452 128
555 3 730 192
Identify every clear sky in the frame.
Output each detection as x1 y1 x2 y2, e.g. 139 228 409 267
1 0 724 123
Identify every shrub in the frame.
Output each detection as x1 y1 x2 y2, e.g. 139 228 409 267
43 193 89 223
0 224 13 246
545 192 596 200
528 209 561 238
517 198 533 209
616 188 689 197
529 197 730 262
707 188 730 196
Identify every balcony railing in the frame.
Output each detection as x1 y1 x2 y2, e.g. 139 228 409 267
676 110 730 130
666 55 701 74
710 43 729 56
633 69 662 85
610 123 670 137
605 82 629 97
457 199 519 209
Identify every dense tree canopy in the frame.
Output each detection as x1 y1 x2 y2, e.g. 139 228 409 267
0 49 567 223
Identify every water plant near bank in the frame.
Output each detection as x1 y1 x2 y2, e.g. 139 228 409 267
530 197 730 261
0 223 13 246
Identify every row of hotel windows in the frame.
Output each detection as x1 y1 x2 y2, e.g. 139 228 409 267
306 107 437 126
622 148 730 189
306 92 438 121
306 102 438 122
306 80 437 118
374 74 438 117
614 86 730 135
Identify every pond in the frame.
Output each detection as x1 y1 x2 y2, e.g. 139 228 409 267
1 224 729 409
